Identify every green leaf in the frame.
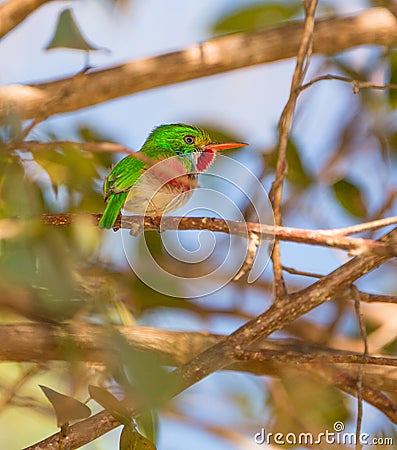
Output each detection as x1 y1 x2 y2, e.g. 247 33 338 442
332 178 367 218
286 139 312 188
268 373 350 435
88 385 130 425
135 410 159 444
212 2 302 34
45 8 102 51
388 50 397 109
110 331 176 407
262 138 312 188
33 144 106 211
40 385 91 427
120 426 157 450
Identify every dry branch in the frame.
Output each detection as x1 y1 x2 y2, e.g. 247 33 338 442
2 7 397 122
0 0 51 39
270 0 318 299
26 227 397 448
38 213 397 256
1 323 397 382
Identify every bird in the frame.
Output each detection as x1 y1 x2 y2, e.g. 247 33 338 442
98 123 247 229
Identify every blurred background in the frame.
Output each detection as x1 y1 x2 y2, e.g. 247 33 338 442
1 0 397 448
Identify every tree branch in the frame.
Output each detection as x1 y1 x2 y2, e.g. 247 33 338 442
26 227 396 448
37 213 397 257
2 7 397 122
0 0 52 39
3 322 397 374
269 0 318 300
300 73 397 93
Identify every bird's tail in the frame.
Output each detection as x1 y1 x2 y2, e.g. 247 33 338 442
98 193 127 229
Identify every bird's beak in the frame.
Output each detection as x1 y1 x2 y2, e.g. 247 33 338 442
203 142 248 151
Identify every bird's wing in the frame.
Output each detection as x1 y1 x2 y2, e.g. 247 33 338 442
104 155 146 198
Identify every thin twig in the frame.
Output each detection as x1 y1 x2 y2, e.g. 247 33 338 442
233 348 397 367
352 286 368 450
270 0 318 301
299 73 397 94
319 216 397 236
282 265 323 278
356 292 397 304
233 231 260 280
0 365 39 412
4 140 135 154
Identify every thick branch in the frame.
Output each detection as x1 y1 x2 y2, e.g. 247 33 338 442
170 228 396 393
27 227 397 448
2 7 397 121
2 323 397 382
0 0 51 39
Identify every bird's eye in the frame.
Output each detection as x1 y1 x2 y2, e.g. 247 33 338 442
183 135 195 145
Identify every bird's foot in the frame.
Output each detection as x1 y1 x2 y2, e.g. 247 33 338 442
129 222 144 236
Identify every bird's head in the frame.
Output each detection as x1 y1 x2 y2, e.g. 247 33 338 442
143 124 247 172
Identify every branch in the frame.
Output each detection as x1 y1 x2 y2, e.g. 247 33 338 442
169 226 396 392
2 7 397 121
0 0 52 39
300 73 397 93
26 226 396 449
269 0 318 299
38 213 397 257
4 322 397 372
5 140 135 154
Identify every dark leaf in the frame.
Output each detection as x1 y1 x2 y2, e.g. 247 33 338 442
120 426 157 450
45 8 102 52
388 50 397 109
40 385 91 427
135 410 159 444
88 385 130 425
212 2 302 34
110 331 176 407
268 373 350 435
286 139 312 188
262 138 312 188
332 178 367 218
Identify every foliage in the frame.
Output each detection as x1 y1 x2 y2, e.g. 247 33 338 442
1 1 397 450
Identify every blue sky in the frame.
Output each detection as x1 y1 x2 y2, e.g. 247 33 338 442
2 1 394 449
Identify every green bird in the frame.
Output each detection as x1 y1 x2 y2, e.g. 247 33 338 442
99 124 247 229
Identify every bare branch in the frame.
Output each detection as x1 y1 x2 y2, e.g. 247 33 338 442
2 7 397 122
269 0 318 300
38 213 397 256
300 73 397 93
352 286 368 448
0 0 52 39
7 140 135 154
169 227 396 395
